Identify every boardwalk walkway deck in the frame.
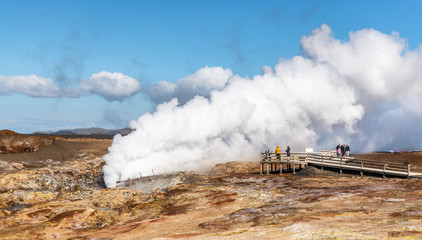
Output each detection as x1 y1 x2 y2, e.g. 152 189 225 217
260 152 422 178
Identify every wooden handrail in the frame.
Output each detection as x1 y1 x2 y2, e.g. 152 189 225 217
260 151 411 176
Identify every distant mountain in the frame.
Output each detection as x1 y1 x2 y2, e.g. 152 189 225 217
32 127 132 138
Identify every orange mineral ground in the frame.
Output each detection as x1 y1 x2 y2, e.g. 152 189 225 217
0 134 422 239
0 129 19 135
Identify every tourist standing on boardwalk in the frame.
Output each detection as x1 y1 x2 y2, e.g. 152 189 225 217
341 144 345 157
336 144 341 157
275 146 281 160
286 146 291 156
345 145 350 157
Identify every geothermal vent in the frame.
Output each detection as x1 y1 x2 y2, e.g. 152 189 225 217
115 172 189 193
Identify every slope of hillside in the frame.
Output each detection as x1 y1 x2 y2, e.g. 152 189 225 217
0 131 55 154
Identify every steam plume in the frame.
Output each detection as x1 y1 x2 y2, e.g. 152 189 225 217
103 24 422 187
147 66 232 104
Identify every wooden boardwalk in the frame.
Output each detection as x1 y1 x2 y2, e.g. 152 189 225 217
260 151 422 178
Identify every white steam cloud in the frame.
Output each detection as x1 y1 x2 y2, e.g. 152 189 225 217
0 71 141 101
103 24 422 187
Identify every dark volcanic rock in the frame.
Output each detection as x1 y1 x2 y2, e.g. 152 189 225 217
295 166 339 177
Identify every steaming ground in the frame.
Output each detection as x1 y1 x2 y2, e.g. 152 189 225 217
104 24 422 187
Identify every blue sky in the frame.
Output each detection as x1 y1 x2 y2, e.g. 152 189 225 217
1 0 422 133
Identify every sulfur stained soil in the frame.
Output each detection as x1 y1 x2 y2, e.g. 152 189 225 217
0 136 422 239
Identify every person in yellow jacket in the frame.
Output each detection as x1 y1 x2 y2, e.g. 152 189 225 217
275 146 281 160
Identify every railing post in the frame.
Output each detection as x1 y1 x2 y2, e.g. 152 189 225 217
307 153 309 167
266 163 269 175
340 158 343 175
360 162 363 176
321 157 324 171
280 162 282 175
408 163 410 177
260 163 263 175
287 157 290 172
383 164 386 178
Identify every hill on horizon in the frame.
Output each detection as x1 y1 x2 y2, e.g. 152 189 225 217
0 129 19 135
31 127 132 138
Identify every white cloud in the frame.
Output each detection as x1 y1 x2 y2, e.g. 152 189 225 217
147 66 233 104
79 71 141 101
80 71 141 101
0 71 142 101
0 74 78 98
147 81 176 103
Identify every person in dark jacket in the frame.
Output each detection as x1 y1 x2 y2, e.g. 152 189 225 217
341 144 345 157
286 146 290 156
345 145 350 157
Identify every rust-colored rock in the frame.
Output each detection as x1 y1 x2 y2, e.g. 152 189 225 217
0 134 54 154
1 137 422 239
209 161 260 176
0 129 19 135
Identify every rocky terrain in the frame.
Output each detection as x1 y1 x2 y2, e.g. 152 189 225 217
0 133 422 239
0 130 54 154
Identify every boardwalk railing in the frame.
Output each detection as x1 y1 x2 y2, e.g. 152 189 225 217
260 152 310 175
260 151 411 177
